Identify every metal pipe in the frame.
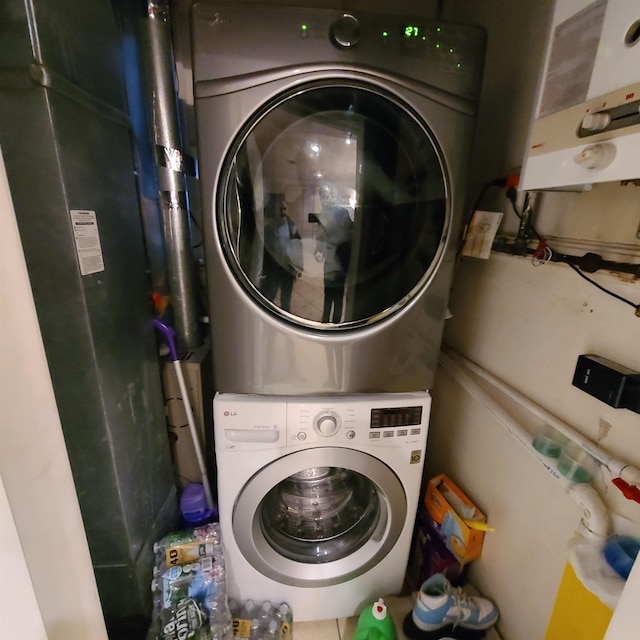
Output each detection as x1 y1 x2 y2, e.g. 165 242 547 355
145 0 201 350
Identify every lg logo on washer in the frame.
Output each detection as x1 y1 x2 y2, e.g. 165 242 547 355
223 410 237 416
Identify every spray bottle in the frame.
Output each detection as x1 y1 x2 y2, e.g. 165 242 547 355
353 598 397 640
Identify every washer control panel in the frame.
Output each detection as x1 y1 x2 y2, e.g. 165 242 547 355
214 391 431 450
287 391 430 447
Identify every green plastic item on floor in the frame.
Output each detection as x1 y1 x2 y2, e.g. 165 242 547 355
353 598 397 640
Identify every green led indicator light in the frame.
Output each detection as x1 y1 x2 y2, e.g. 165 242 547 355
301 24 308 31
436 43 441 48
449 48 454 53
422 36 426 41
436 27 442 32
457 63 461 68
382 31 389 38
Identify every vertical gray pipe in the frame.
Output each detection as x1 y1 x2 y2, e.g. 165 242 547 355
145 0 201 350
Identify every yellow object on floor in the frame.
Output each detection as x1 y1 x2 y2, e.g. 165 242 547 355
545 563 613 640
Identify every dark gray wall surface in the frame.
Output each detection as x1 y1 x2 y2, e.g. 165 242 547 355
0 0 179 626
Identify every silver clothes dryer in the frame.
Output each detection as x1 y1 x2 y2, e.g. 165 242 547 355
191 3 486 393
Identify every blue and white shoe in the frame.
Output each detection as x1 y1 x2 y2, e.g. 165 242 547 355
412 573 499 632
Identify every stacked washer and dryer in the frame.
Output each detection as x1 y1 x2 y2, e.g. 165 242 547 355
190 2 485 622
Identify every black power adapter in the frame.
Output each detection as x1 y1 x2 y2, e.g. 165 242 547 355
572 355 640 414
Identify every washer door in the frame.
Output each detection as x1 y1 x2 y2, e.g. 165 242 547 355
218 80 448 330
232 447 407 587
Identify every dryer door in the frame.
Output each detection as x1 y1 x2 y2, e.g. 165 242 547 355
218 80 448 330
232 447 407 587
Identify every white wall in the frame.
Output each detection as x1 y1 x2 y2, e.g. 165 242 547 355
0 149 108 639
424 1 640 638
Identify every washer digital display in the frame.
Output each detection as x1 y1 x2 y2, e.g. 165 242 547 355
370 406 422 428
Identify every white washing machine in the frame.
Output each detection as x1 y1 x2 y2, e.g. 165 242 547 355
213 391 431 621
190 3 486 394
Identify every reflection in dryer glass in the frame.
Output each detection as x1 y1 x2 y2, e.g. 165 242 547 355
260 467 380 563
221 84 447 328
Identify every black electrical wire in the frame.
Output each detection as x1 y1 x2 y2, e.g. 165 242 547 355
189 211 204 249
566 264 640 312
508 190 640 314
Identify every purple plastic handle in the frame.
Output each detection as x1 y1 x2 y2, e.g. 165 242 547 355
153 319 179 362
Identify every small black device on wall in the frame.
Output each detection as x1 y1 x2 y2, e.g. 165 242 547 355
572 354 640 414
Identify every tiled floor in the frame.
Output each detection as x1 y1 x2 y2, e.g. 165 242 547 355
293 593 503 640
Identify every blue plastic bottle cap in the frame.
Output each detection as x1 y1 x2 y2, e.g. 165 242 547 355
603 535 640 580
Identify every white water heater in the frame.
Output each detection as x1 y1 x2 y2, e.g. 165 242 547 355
521 0 640 190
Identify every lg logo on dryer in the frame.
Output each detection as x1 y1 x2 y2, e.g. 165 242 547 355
223 410 238 416
410 450 422 464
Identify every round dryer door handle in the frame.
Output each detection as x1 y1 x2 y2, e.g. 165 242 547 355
330 14 361 48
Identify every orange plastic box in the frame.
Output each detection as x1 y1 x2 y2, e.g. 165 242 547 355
424 474 486 564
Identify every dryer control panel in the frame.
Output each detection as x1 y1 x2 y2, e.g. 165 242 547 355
213 391 431 451
191 2 486 100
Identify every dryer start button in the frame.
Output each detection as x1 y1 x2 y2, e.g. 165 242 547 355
314 411 341 437
330 14 361 49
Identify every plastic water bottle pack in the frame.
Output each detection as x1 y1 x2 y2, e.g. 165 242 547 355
229 598 293 640
147 522 233 640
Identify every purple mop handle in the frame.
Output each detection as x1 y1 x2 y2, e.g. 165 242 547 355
153 319 179 362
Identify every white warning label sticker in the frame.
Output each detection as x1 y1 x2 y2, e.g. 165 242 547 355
70 210 105 276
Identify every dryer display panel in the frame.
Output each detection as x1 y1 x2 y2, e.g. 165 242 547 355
219 81 448 329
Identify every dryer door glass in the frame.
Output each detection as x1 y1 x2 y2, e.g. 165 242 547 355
219 81 448 329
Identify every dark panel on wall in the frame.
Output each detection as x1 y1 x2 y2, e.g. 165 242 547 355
0 0 180 628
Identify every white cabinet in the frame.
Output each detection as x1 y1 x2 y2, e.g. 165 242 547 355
521 0 640 190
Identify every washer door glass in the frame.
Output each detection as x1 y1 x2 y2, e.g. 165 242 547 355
219 81 448 329
261 466 380 564
232 448 407 588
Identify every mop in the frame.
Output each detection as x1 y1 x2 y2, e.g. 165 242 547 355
153 319 215 517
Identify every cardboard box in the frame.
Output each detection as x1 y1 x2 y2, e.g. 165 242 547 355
407 505 464 591
161 338 214 488
424 474 486 564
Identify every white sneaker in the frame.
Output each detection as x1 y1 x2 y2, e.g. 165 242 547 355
412 573 499 632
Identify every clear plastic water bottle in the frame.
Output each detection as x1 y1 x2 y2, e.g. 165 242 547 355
228 597 241 619
152 522 222 570
263 619 279 639
249 617 262 640
240 599 257 620
275 602 292 624
275 602 293 640
259 601 276 625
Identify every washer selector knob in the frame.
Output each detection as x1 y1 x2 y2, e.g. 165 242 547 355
330 14 361 48
314 411 341 437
